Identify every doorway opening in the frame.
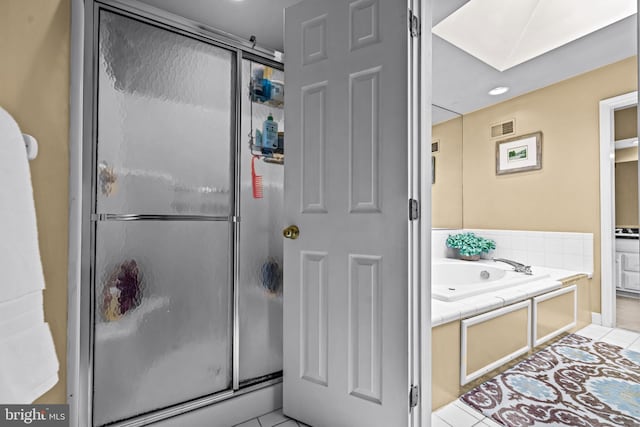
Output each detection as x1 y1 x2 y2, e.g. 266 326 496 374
599 91 639 331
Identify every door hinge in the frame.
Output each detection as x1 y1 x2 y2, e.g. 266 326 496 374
409 198 419 221
409 385 419 409
409 10 421 38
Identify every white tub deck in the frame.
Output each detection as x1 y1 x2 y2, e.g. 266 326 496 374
430 259 590 327
432 259 550 302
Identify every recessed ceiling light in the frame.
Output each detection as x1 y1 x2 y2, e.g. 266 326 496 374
433 0 637 71
488 86 509 96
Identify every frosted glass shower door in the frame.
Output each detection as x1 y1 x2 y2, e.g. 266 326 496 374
93 222 232 426
96 11 233 216
93 11 234 426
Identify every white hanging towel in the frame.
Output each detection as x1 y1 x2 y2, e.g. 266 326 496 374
0 106 59 403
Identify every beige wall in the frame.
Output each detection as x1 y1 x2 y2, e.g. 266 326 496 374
0 0 70 403
432 117 463 229
462 56 638 314
615 161 639 227
615 105 637 141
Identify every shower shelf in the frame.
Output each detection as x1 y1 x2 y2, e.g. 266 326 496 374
249 77 284 109
248 143 284 165
248 65 284 165
250 98 283 109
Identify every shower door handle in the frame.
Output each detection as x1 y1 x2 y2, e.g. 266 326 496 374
283 225 300 240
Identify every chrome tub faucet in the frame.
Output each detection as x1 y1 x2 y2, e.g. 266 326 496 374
493 258 533 275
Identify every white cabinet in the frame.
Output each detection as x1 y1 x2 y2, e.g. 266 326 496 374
615 238 640 294
623 252 640 271
622 271 640 291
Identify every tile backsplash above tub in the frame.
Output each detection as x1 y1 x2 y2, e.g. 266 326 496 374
432 229 461 259
432 228 594 275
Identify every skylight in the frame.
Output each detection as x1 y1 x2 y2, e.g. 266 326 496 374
432 0 637 72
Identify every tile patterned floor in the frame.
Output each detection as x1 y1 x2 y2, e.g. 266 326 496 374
236 326 640 427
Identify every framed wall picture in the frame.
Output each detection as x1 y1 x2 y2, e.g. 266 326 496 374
496 131 542 175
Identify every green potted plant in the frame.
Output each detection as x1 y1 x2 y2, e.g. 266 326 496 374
446 232 496 261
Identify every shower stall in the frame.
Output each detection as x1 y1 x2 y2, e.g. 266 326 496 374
76 3 285 426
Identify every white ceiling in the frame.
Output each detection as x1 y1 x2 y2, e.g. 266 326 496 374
135 0 300 52
137 0 637 120
432 0 637 120
433 0 636 72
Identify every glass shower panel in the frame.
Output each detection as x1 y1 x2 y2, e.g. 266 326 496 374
93 221 232 426
96 11 233 216
238 59 285 382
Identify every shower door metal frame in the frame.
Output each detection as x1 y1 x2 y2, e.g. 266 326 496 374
71 1 284 426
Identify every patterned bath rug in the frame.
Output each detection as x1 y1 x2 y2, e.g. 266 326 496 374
461 333 640 426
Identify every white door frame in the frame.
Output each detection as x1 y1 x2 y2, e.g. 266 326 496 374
415 0 432 426
599 90 637 328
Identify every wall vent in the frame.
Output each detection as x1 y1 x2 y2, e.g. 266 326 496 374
432 140 440 152
491 119 515 138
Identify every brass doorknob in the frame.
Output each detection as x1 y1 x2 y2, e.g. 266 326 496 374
283 225 300 240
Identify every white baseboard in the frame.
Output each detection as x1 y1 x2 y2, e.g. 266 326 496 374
151 383 283 427
591 312 602 325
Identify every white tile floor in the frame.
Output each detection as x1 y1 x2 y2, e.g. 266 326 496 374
432 325 640 427
233 409 309 427
236 325 640 427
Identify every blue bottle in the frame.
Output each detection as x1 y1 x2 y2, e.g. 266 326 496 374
262 114 278 153
261 78 272 102
254 129 262 148
251 68 264 102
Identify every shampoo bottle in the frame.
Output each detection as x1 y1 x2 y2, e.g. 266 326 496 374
261 78 272 102
254 129 263 148
262 114 278 153
260 66 272 102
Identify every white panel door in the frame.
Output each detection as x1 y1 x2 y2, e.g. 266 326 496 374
283 1 411 426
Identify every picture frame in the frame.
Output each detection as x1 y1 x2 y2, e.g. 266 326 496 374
495 131 542 175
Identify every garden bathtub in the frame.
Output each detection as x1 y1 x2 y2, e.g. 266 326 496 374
432 258 550 302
